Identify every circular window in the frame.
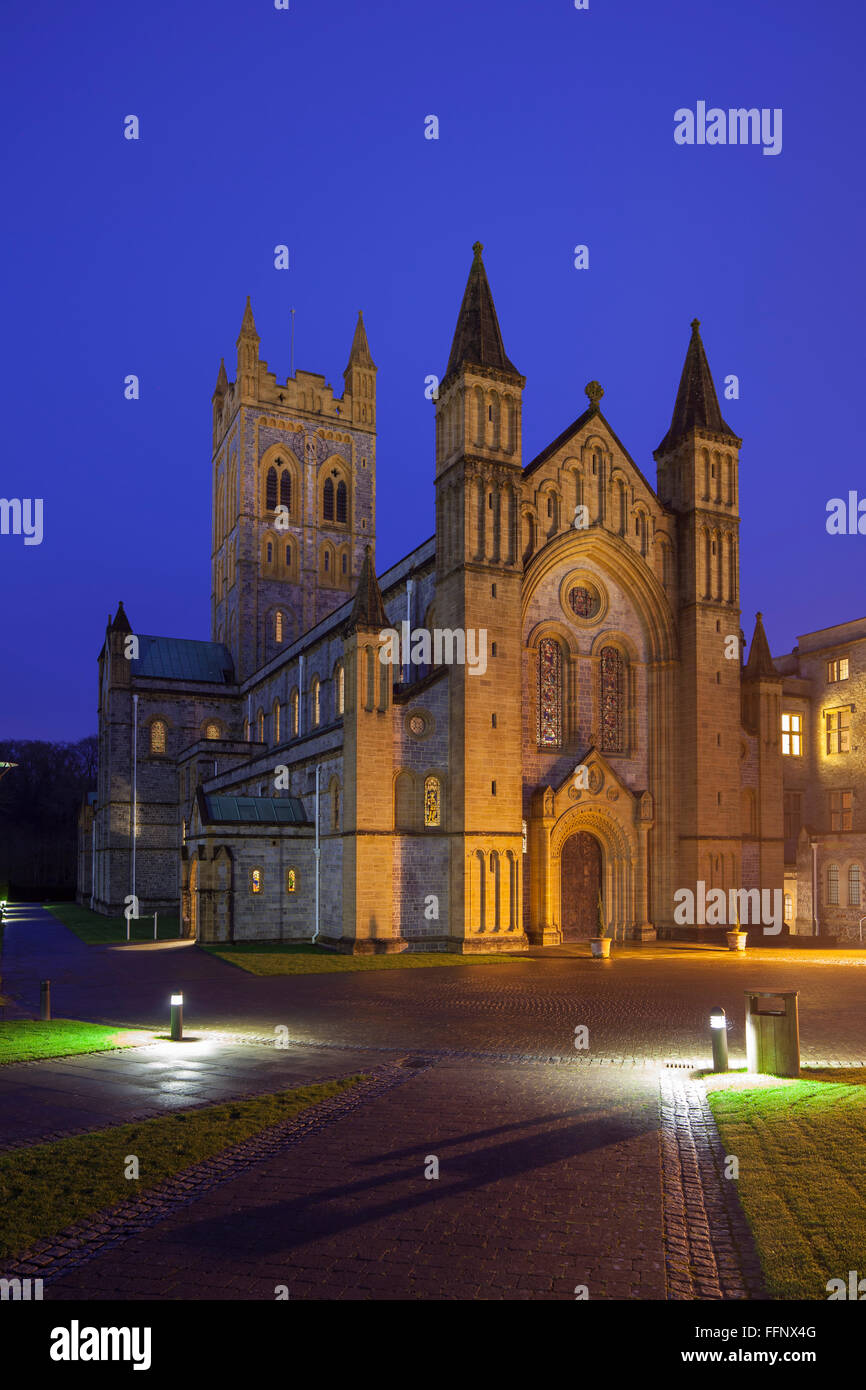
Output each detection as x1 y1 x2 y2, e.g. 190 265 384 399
569 585 600 619
408 715 426 736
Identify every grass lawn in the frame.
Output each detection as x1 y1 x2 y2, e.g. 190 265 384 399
45 901 181 944
202 941 523 975
704 1068 866 1299
0 1019 151 1065
0 1075 362 1260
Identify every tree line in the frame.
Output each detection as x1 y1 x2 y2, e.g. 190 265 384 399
0 738 97 898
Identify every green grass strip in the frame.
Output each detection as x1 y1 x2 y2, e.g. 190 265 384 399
705 1068 866 1300
0 1075 362 1260
44 902 180 945
202 942 522 975
0 1019 150 1065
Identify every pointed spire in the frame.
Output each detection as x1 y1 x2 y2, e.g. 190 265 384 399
745 612 778 680
213 357 228 399
237 296 258 341
655 319 739 455
110 600 131 634
343 545 386 635
443 242 522 386
345 311 375 371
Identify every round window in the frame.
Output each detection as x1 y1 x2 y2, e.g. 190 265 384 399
408 715 426 736
569 585 600 619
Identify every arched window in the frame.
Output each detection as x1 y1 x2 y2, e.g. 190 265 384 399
424 775 441 827
266 541 273 565
285 542 292 568
291 690 299 737
827 864 839 905
275 611 283 643
273 700 281 743
600 646 625 752
257 709 265 742
280 471 291 511
266 467 277 511
311 678 320 727
537 638 562 747
286 868 297 893
204 722 220 741
335 663 345 715
394 771 414 829
243 717 250 741
323 477 334 520
324 550 330 573
848 864 860 907
341 552 348 575
150 720 167 754
336 480 347 523
250 867 263 894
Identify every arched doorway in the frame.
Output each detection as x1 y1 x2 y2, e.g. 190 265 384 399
561 831 603 940
188 859 198 939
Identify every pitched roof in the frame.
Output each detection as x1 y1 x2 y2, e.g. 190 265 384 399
131 636 235 683
745 612 779 680
201 793 309 825
655 319 740 456
443 242 522 386
343 545 387 634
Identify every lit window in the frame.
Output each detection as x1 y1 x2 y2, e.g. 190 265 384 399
150 720 167 754
537 638 562 747
826 707 851 754
336 664 344 715
781 712 802 756
827 864 839 905
849 865 861 907
273 701 280 743
828 657 850 682
205 722 220 740
830 790 853 831
312 678 320 726
257 710 264 741
286 868 297 893
784 892 793 921
251 868 263 894
275 611 283 643
291 690 299 736
424 775 441 827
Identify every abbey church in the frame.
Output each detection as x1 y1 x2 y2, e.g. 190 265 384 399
77 245 866 948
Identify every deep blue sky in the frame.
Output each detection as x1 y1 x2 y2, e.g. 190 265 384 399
1 0 864 739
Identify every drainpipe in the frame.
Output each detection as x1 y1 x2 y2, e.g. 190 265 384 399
313 762 321 942
810 839 819 937
131 694 139 906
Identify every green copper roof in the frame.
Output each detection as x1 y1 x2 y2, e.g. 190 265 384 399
203 794 310 825
132 636 235 683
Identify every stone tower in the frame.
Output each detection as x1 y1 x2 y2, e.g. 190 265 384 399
742 611 785 909
211 300 377 683
654 320 744 897
434 243 527 947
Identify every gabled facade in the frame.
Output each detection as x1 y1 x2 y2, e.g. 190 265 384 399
79 247 861 947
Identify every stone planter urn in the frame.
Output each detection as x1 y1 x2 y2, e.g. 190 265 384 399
590 937 612 958
726 929 748 952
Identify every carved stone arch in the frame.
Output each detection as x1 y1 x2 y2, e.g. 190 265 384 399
521 504 538 562
261 529 279 572
319 538 336 584
394 768 416 830
548 803 640 943
259 441 301 520
318 454 351 528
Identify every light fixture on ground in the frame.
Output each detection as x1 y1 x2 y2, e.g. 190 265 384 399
170 993 183 1041
710 1006 728 1072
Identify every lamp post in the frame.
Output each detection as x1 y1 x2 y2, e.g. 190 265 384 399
170 993 183 1041
710 1006 728 1072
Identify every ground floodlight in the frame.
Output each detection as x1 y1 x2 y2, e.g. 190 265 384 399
170 993 183 1041
710 1006 728 1072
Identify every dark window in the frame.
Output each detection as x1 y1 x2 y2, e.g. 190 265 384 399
280 472 291 510
285 543 292 566
323 477 334 520
336 480 347 523
341 552 347 574
266 467 277 510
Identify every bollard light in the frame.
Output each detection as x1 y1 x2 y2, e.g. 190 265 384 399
40 979 51 1021
170 993 183 1041
710 1006 728 1072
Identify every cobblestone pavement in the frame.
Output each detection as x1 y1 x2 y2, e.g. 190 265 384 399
3 906 863 1300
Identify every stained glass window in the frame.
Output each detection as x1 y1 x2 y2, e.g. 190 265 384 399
150 720 166 754
569 585 599 620
275 611 283 642
251 868 263 894
537 638 562 747
286 869 296 893
600 646 624 752
205 722 220 740
424 776 441 827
